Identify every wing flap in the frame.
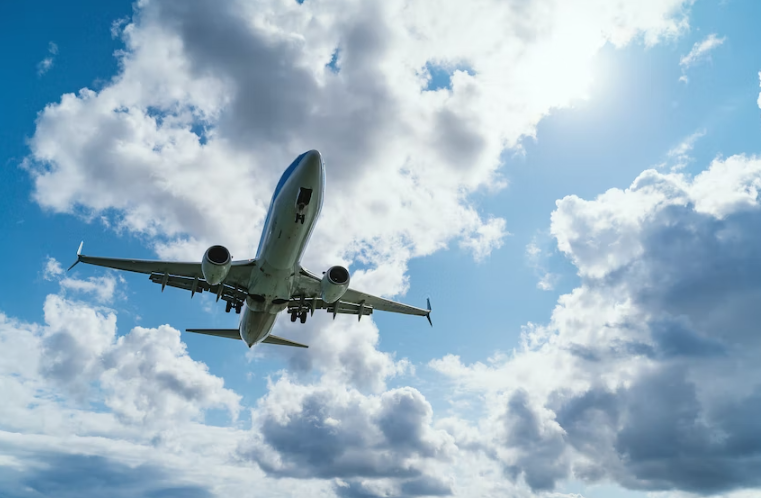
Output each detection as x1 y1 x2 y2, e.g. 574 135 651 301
262 334 309 348
185 328 241 340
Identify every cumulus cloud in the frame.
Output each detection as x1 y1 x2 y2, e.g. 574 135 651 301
25 0 692 292
0 295 266 496
20 0 753 496
241 378 455 496
432 154 761 495
679 34 725 82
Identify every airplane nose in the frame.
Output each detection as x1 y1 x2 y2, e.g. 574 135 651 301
299 149 323 178
301 149 322 168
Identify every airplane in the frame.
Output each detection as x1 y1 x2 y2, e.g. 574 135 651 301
68 150 431 349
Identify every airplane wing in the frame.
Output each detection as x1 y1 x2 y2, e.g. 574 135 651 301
293 267 431 324
68 243 254 308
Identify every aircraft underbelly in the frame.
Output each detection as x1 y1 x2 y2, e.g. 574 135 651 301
240 307 278 346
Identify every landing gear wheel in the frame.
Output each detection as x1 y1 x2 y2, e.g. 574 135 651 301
290 311 297 323
299 312 307 324
235 303 242 314
225 301 232 313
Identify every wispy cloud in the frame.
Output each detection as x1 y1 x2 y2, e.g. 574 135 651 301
37 42 58 76
679 34 725 82
658 129 706 171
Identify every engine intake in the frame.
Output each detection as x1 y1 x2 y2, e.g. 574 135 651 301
202 245 231 285
321 265 350 303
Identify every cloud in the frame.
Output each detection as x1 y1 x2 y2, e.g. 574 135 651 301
44 257 119 303
432 154 761 495
0 453 215 498
43 257 64 280
241 379 455 496
526 238 560 291
18 0 753 496
658 129 706 171
25 0 692 294
679 34 725 82
37 42 58 76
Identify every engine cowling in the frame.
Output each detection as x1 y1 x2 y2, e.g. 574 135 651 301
321 265 350 303
202 245 232 285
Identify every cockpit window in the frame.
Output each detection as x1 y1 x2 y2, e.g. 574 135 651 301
297 187 313 206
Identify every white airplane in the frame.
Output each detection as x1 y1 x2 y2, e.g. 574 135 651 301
69 150 431 348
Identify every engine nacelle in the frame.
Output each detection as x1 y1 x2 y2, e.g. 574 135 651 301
202 245 232 285
321 265 350 303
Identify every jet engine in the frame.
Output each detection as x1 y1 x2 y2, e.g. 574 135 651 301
321 265 350 303
202 245 232 285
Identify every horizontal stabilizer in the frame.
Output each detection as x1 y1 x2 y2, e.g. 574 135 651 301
186 328 240 340
262 334 308 348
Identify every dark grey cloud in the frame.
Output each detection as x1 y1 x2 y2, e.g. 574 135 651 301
500 390 568 491
240 385 452 493
147 0 403 187
333 475 453 498
0 453 214 498
483 162 761 495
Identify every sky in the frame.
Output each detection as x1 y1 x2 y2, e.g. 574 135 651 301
1 0 761 496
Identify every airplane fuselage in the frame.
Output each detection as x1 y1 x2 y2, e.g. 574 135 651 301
239 150 324 346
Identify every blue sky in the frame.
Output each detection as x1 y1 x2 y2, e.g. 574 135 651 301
2 0 761 497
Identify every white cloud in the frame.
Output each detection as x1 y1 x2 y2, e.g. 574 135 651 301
37 41 58 76
23 0 761 496
658 129 706 171
60 274 119 303
432 154 761 495
679 33 725 82
43 256 64 280
526 238 560 291
25 0 692 296
43 257 120 303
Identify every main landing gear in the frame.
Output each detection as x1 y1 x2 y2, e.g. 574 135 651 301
225 301 242 314
290 310 308 324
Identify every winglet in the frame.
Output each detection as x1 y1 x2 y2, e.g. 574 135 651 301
67 241 84 271
426 297 433 327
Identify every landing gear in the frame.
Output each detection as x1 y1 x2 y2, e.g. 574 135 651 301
290 310 308 324
225 301 243 314
295 213 305 224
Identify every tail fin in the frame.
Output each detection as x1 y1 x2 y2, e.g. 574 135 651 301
426 298 433 327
